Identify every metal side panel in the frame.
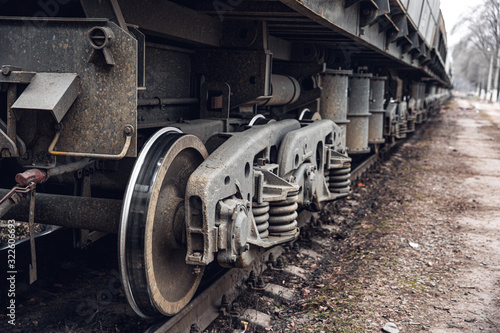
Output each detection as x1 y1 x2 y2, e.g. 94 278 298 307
429 0 441 22
286 0 360 37
418 1 431 43
279 0 416 69
118 0 222 47
424 13 437 45
0 17 138 157
406 0 424 28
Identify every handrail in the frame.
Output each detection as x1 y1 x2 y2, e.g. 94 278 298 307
48 124 134 160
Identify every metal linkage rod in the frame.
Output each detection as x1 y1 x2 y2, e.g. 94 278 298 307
0 190 121 233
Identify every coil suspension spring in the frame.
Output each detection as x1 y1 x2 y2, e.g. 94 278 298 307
327 166 351 194
252 201 270 239
407 116 416 132
268 191 299 237
398 121 407 138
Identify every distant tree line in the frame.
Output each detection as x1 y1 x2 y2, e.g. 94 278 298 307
453 0 500 99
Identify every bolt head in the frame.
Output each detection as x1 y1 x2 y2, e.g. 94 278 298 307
124 125 134 135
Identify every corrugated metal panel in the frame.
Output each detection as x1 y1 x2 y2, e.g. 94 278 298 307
426 0 440 46
419 1 431 42
407 0 424 27
429 0 441 20
425 13 437 45
439 10 447 45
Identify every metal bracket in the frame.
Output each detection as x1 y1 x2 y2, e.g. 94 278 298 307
200 82 231 119
327 147 352 169
87 26 116 66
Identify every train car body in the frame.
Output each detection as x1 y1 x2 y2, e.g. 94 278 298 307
0 0 450 319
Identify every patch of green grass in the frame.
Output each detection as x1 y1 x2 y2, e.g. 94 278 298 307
396 274 426 291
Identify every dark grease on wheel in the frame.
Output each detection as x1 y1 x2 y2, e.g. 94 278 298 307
120 128 208 318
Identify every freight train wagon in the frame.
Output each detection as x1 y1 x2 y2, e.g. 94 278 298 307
0 0 450 318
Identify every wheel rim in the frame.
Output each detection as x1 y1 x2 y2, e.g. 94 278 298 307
119 128 208 318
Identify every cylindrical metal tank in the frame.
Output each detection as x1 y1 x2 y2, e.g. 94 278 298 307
261 74 301 106
319 69 352 147
410 83 422 111
346 72 372 154
396 101 408 139
410 83 420 124
368 76 386 144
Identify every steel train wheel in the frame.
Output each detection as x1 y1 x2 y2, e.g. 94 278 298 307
119 128 208 318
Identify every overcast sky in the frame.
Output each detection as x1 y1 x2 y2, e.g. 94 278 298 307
440 0 479 47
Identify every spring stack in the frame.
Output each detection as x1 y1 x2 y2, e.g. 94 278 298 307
252 201 270 239
268 191 299 237
327 167 351 194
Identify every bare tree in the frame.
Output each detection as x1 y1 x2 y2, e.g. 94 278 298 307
452 0 500 98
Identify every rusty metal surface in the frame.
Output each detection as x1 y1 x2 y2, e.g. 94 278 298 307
261 74 301 106
137 98 199 107
346 73 372 154
368 76 387 144
0 191 26 220
136 44 196 127
0 17 138 157
15 169 46 187
275 0 450 87
48 125 133 160
28 189 37 284
193 49 272 108
143 134 207 316
185 120 301 266
348 73 372 115
368 112 386 144
319 69 352 123
346 115 371 154
6 83 17 155
0 124 18 158
0 189 121 233
0 70 35 84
